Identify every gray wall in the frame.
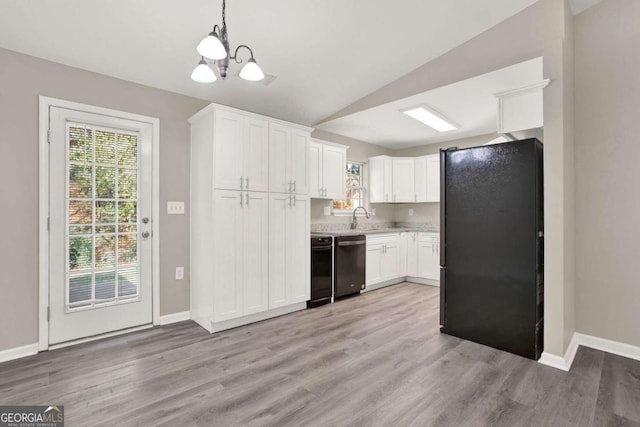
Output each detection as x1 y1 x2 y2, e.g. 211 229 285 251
0 48 208 351
575 0 640 347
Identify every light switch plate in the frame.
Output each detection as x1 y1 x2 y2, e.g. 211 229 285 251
323 206 331 216
167 201 185 215
409 208 414 216
175 267 184 280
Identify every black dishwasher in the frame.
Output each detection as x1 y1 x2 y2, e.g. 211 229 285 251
309 236 333 308
334 235 366 298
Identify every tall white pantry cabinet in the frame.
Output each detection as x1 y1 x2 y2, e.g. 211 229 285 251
189 104 311 333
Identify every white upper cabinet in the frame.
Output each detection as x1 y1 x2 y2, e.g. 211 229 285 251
214 110 245 191
214 110 269 192
392 158 415 203
415 157 428 203
309 142 323 198
425 154 440 203
369 156 393 203
269 123 310 194
309 140 347 199
243 117 270 192
370 154 439 203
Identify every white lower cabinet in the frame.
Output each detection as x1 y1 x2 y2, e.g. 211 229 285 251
417 233 440 281
212 190 269 322
269 194 310 309
366 231 440 288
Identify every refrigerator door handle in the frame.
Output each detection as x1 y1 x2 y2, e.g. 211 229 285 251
440 268 446 326
439 149 446 267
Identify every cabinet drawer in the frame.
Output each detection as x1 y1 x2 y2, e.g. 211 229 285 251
367 233 401 245
418 233 440 243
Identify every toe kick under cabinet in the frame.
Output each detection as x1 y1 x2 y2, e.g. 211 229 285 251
189 103 312 333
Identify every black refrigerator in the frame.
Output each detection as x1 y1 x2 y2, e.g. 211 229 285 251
439 138 544 360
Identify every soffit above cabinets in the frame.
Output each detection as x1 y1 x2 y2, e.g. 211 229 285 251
0 0 539 126
314 57 543 149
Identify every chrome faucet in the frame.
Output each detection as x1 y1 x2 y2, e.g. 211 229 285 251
351 206 370 229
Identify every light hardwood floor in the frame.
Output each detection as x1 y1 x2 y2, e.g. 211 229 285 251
1 283 639 426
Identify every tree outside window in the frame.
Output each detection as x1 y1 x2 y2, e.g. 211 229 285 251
332 162 365 212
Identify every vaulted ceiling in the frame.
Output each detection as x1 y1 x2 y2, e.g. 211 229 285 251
0 0 543 126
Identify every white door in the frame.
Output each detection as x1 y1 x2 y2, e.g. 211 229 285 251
269 123 291 193
392 158 415 203
243 117 269 193
243 192 269 315
309 142 323 198
214 110 244 191
322 145 346 200
48 107 153 345
290 129 310 195
213 190 244 322
289 195 310 303
426 154 440 202
269 193 289 308
415 157 428 203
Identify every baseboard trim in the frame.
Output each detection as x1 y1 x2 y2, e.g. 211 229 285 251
0 343 39 364
209 302 307 333
575 332 640 363
539 332 640 371
406 277 440 287
159 311 191 325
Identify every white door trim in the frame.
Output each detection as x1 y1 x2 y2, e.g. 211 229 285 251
38 96 160 351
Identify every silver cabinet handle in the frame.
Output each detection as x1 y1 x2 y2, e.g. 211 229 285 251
141 231 150 238
240 176 244 190
288 181 292 192
319 187 323 196
324 188 327 197
246 193 249 206
240 193 243 207
293 181 297 193
246 176 249 190
289 194 292 207
293 195 296 207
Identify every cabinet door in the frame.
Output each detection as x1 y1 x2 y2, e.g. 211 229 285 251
366 244 383 285
399 232 408 277
290 129 310 194
407 232 418 277
309 142 323 198
212 190 244 322
269 123 291 193
383 157 393 202
392 158 415 202
214 110 244 191
323 145 346 200
369 156 391 203
418 241 438 280
414 157 428 203
243 192 269 315
426 154 440 202
269 193 289 309
382 241 401 280
243 117 269 193
289 195 310 303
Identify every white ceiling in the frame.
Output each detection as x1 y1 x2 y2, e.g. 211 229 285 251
0 0 540 126
315 57 543 149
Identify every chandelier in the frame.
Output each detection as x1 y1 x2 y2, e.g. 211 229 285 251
191 0 265 83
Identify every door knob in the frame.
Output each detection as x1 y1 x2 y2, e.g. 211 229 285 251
142 217 149 224
141 231 150 238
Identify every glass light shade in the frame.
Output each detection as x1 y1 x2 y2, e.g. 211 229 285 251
191 60 217 83
239 58 265 81
197 32 227 60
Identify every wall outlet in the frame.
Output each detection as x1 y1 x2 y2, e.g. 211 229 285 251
408 208 414 217
175 267 184 280
323 206 331 216
167 201 185 215
371 208 376 216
